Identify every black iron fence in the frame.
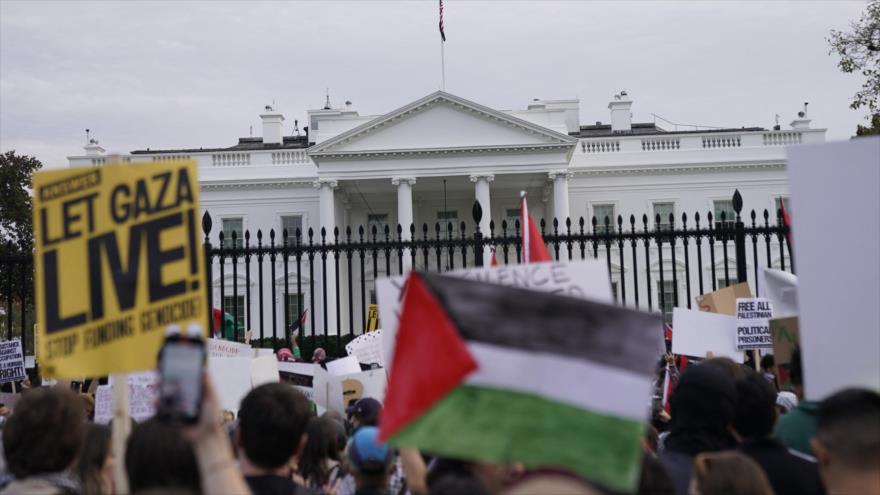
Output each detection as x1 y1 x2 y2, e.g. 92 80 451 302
0 190 794 362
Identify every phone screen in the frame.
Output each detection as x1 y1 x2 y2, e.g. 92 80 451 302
159 343 205 422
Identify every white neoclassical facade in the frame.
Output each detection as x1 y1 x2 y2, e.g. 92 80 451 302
68 91 825 337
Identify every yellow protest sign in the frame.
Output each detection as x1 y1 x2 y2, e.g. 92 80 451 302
32 160 207 378
366 304 379 332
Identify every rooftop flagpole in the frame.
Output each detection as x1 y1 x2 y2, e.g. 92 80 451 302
439 0 446 91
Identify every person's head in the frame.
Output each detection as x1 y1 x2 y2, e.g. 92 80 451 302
811 388 880 492
666 363 737 455
277 348 294 362
347 397 382 430
322 410 348 453
125 418 201 493
299 417 341 486
759 354 775 373
312 347 327 363
691 451 774 495
775 391 798 415
76 423 112 495
702 356 748 382
347 426 394 489
637 455 675 495
732 368 777 441
2 387 84 479
237 383 311 470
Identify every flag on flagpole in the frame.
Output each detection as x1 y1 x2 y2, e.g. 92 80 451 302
780 199 792 244
489 246 498 266
380 272 663 492
439 0 446 42
290 308 308 334
520 192 551 263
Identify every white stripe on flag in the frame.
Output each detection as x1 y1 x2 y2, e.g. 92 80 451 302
465 342 653 422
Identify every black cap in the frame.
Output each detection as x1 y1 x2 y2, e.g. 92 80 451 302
346 397 382 426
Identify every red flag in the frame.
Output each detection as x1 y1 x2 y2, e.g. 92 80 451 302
379 273 478 441
490 246 498 267
780 199 792 244
521 193 551 263
661 368 673 414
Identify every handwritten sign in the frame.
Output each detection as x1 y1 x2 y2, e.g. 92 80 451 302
377 260 613 373
346 330 383 367
326 355 361 376
735 298 773 351
32 161 208 378
93 380 158 424
0 340 26 384
769 317 799 388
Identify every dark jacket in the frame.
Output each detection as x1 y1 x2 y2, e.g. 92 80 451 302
738 437 825 495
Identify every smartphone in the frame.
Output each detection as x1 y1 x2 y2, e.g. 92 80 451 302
157 336 206 424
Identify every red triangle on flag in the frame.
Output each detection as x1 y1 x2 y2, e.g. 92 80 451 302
379 272 478 442
521 194 551 263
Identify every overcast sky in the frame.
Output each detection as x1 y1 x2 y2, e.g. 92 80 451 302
0 1 869 169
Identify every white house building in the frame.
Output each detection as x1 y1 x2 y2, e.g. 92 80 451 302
68 91 824 338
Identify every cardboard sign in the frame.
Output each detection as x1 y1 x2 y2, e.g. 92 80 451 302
366 304 379 332
32 161 208 378
788 138 880 400
769 317 799 389
377 260 613 373
672 308 743 362
696 282 752 316
326 368 387 416
346 330 383 367
735 298 773 351
762 269 798 318
0 340 26 384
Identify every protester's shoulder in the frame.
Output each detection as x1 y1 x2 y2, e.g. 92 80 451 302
0 478 67 495
246 474 317 495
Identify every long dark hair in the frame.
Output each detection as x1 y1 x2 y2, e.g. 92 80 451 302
298 417 341 488
76 423 111 495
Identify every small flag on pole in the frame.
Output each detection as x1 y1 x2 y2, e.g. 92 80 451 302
521 192 551 263
439 0 446 42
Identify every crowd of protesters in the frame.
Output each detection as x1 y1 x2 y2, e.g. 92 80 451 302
0 343 877 495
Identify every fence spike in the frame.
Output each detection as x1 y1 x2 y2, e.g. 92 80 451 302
732 189 743 215
201 211 212 235
472 200 483 224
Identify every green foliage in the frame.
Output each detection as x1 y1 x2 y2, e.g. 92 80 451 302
250 333 356 359
828 1 880 129
856 113 880 136
0 151 42 252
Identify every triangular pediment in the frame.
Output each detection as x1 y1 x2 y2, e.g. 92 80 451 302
309 91 576 157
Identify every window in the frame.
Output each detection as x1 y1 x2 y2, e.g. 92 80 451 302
223 295 245 328
437 210 458 236
504 208 520 232
593 204 616 234
774 197 791 217
713 200 736 229
285 293 305 330
367 213 388 238
281 215 303 245
657 280 677 322
653 202 675 230
221 218 243 249
717 278 732 290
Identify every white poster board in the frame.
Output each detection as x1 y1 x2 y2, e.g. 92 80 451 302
761 269 798 318
251 356 280 387
326 368 387 416
672 308 743 362
326 355 361 376
787 138 880 400
377 260 613 373
735 298 773 351
208 338 252 358
93 380 158 424
94 385 113 424
0 340 26 384
346 330 384 367
207 356 253 413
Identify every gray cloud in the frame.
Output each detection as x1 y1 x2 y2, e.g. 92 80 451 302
0 1 867 169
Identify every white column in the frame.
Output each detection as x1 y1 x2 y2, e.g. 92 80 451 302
392 176 416 271
548 170 573 228
313 178 338 334
470 173 494 265
469 173 494 235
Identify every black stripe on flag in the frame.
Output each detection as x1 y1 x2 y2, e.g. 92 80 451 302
419 271 663 376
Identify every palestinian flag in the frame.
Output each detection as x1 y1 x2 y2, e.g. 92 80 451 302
520 192 551 263
380 272 663 492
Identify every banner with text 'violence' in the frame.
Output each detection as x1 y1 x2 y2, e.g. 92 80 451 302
33 161 207 378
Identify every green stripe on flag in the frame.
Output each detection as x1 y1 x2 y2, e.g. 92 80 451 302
389 385 645 493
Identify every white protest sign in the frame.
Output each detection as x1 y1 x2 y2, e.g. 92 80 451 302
312 365 331 413
94 381 157 424
94 385 113 424
0 340 26 384
672 308 743 362
787 138 880 400
735 298 773 351
326 368 387 416
326 355 361 376
377 260 613 373
278 362 315 376
0 392 21 410
207 356 253 413
762 269 798 318
208 338 252 358
346 330 384 367
251 356 280 387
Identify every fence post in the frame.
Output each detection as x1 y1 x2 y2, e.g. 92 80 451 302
202 211 214 335
732 190 748 284
473 200 484 267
